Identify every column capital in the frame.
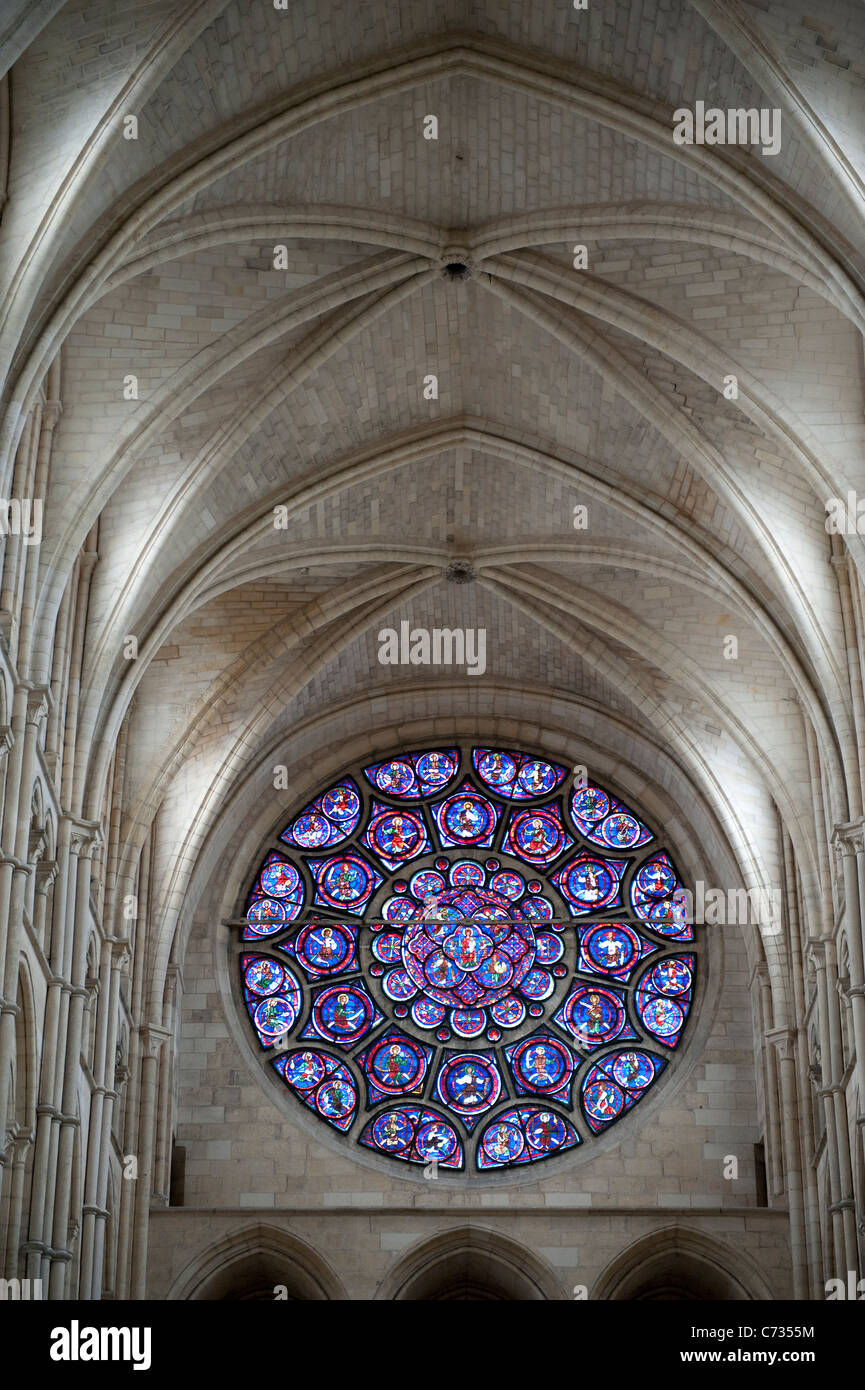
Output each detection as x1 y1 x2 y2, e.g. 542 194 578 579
24 683 52 727
7 1127 33 1163
766 1026 797 1060
28 825 48 862
138 1024 171 1060
164 961 183 1005
111 940 131 971
69 819 102 855
831 818 865 857
34 858 59 890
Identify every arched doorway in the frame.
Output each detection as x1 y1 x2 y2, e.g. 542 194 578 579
167 1224 346 1300
377 1226 565 1300
593 1227 775 1301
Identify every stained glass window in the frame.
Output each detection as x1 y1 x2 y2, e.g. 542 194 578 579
234 747 697 1172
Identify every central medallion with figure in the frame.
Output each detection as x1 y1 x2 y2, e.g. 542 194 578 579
370 856 563 1042
403 886 536 1019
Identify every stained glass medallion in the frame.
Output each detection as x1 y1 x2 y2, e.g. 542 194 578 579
235 747 698 1171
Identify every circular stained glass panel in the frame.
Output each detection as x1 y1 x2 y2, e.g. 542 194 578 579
237 746 697 1172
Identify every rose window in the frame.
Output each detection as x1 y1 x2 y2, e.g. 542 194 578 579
234 746 696 1172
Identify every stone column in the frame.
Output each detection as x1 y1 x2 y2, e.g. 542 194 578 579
754 963 782 1196
767 1028 807 1298
80 940 127 1299
809 943 855 1278
2 1127 33 1278
831 820 865 1096
154 965 181 1201
24 815 71 1284
47 823 99 1298
32 858 58 953
0 689 48 1146
130 1025 170 1299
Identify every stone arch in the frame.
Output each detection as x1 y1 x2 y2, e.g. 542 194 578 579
166 1223 347 1301
375 1226 566 1301
592 1226 776 1301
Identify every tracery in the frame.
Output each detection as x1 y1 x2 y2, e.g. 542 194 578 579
236 746 695 1171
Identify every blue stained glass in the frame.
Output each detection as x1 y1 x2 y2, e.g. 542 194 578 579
505 1032 577 1103
274 1050 357 1132
582 1049 666 1133
504 806 573 867
489 870 525 899
306 851 383 914
570 784 610 825
434 1053 504 1130
635 954 694 1047
413 749 459 793
477 1106 579 1169
281 779 361 848
362 801 430 870
491 995 525 1027
630 852 693 939
372 929 403 963
381 896 417 923
410 869 445 900
431 783 499 848
473 748 518 792
534 932 564 964
368 757 417 796
355 1029 433 1104
400 886 536 1036
597 812 652 850
244 896 302 938
411 997 446 1029
570 782 653 850
448 859 485 887
472 748 566 800
551 853 626 914
382 968 418 1002
518 967 554 1000
450 1007 486 1038
237 745 696 1174
521 896 554 922
244 956 284 995
300 981 383 1048
244 852 304 937
241 954 302 1046
359 1107 463 1168
257 853 303 899
576 921 656 981
282 920 358 979
553 982 638 1050
364 748 459 798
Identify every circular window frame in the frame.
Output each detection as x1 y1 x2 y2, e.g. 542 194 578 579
228 743 706 1183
